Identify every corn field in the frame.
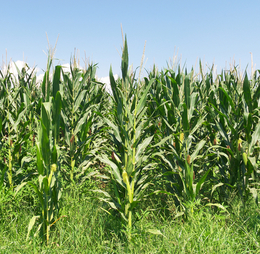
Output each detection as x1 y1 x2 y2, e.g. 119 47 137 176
1 37 260 244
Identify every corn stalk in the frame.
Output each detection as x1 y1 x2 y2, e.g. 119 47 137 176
26 62 62 245
96 37 156 240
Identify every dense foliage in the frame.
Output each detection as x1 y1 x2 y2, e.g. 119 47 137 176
1 37 260 247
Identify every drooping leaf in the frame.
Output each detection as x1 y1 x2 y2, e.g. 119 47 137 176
190 140 206 164
27 215 40 240
135 136 153 162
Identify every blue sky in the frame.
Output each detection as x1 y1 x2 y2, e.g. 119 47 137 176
1 0 260 78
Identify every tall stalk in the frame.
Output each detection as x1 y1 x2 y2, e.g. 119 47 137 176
26 56 62 245
96 37 158 240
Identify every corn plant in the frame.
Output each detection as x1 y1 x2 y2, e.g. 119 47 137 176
60 63 106 182
148 68 213 214
96 37 157 240
206 69 260 203
26 62 62 244
0 68 16 190
0 62 40 189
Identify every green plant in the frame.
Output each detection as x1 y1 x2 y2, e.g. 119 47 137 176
25 57 62 245
60 61 106 182
95 37 158 240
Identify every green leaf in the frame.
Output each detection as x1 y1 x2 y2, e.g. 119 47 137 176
211 182 224 196
74 90 87 113
174 212 185 219
36 143 44 175
73 106 94 136
156 152 175 171
183 162 194 200
190 140 206 164
92 189 112 198
205 203 229 213
99 197 119 211
121 36 128 81
135 136 153 162
136 78 154 116
41 70 50 102
104 118 122 143
109 66 119 104
244 113 253 140
41 102 51 135
116 95 124 126
97 155 124 187
53 91 62 143
28 182 44 207
218 87 235 112
188 92 197 121
184 76 191 109
243 73 252 112
153 135 173 147
182 104 189 131
146 229 166 237
249 120 260 154
52 65 61 99
15 182 27 196
11 108 26 133
21 156 33 168
249 187 258 205
169 76 180 107
195 168 211 197
190 117 206 136
27 215 40 240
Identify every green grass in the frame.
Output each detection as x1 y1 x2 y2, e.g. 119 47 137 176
1 180 260 253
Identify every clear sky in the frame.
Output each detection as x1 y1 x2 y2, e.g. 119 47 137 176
1 0 260 79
